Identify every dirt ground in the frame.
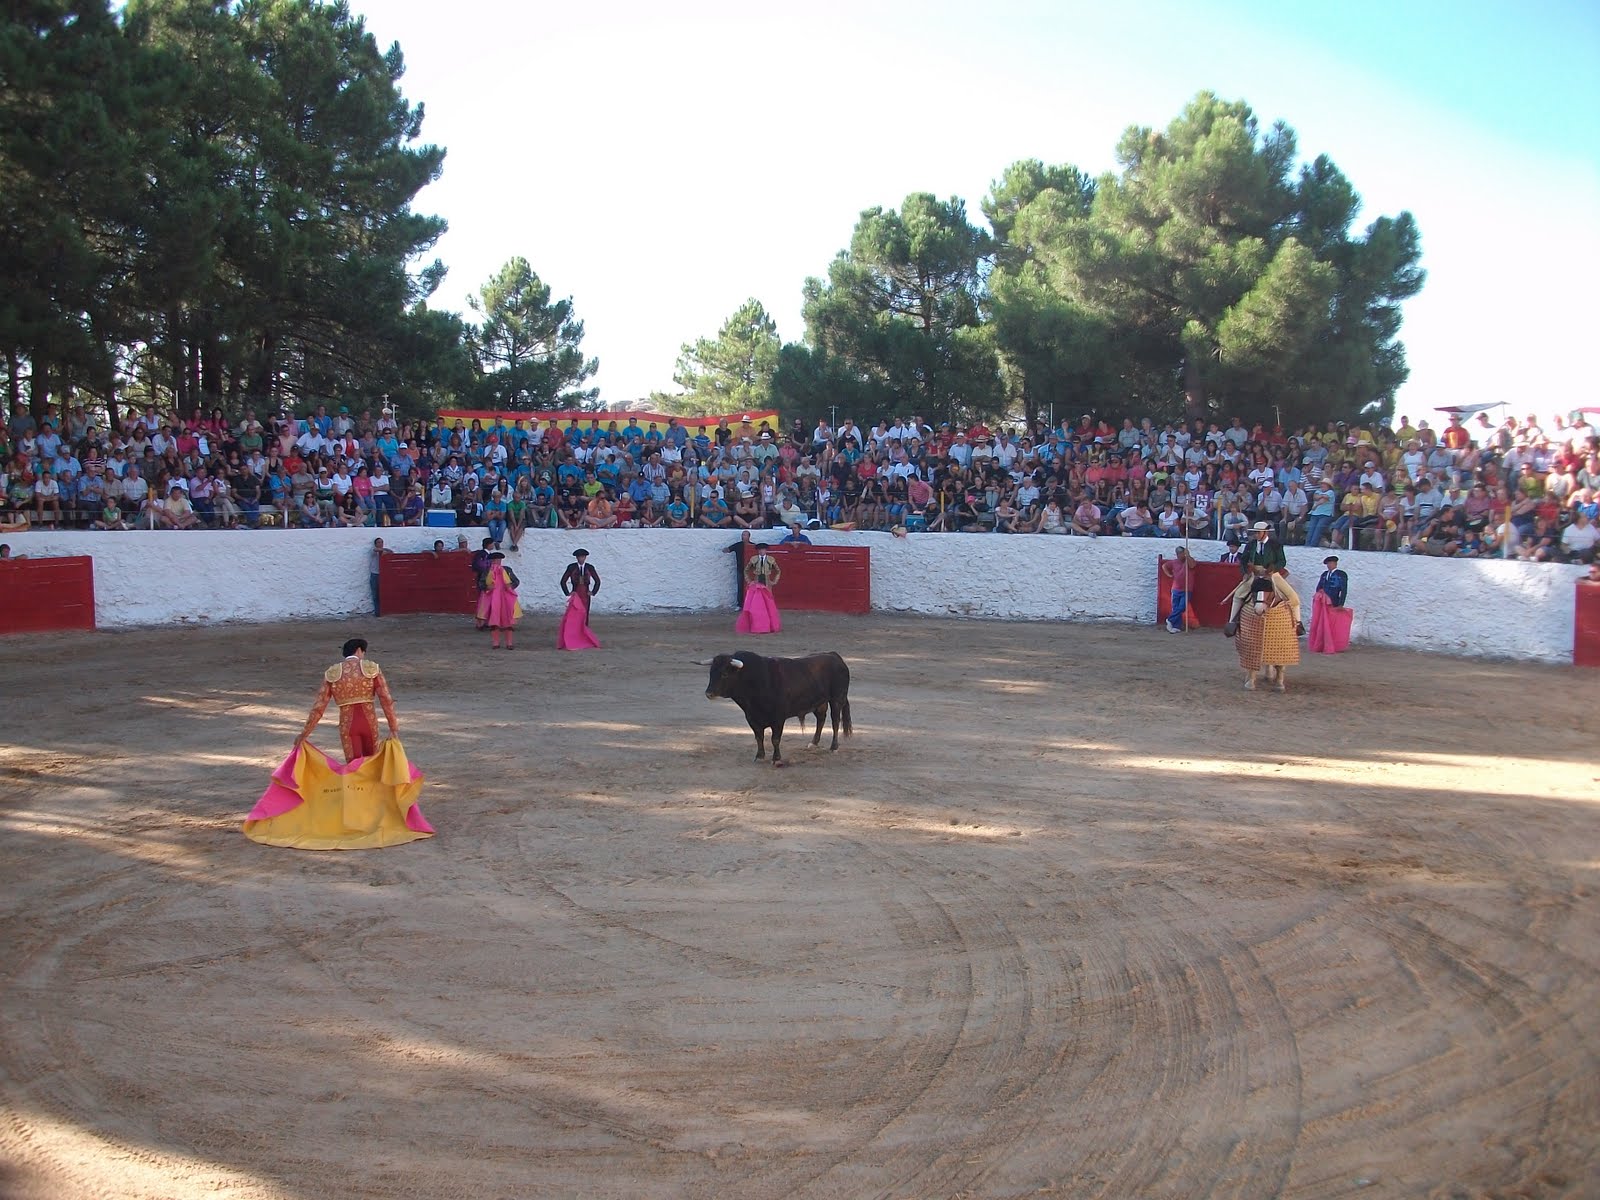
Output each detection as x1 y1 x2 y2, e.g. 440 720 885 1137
1 611 1596 1200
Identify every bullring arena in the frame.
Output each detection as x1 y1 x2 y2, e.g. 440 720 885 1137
1 530 1597 1199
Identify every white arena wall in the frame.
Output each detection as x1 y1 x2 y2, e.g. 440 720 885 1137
6 528 1586 663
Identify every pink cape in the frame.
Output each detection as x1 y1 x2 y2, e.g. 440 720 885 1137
557 590 600 650
1308 589 1353 654
476 568 522 628
736 582 782 635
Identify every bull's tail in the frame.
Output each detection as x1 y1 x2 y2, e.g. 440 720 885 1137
841 696 853 738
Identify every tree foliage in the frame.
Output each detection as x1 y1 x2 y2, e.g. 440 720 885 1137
467 257 597 411
1 0 462 421
995 93 1424 427
666 298 779 414
780 193 1002 428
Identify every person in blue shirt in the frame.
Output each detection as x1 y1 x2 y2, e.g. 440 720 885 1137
666 418 689 449
779 521 812 544
622 418 643 442
693 431 712 458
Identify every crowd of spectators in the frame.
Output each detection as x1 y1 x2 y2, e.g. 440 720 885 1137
3 400 1597 564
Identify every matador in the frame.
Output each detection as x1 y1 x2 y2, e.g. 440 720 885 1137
297 637 399 760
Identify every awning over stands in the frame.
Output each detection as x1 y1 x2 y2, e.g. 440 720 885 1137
435 409 779 436
1433 402 1505 416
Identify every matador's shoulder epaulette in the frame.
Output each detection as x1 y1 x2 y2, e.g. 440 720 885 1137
361 659 381 677
324 664 343 683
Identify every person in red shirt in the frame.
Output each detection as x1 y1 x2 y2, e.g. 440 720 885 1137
1443 417 1471 451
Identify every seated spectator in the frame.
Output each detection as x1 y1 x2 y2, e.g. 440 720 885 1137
90 499 128 531
585 490 618 529
296 490 325 529
992 492 1023 533
664 491 691 528
1416 505 1464 557
1118 501 1152 536
1034 497 1068 534
33 469 63 529
611 491 637 528
399 485 424 526
697 492 729 531
1561 510 1598 563
1070 495 1102 536
163 485 201 530
731 492 763 530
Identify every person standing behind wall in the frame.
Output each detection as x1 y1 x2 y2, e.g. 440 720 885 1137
369 537 388 616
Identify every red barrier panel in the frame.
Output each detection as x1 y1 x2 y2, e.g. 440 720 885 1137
1155 557 1242 629
0 555 96 634
379 550 477 616
767 544 871 614
1576 580 1600 668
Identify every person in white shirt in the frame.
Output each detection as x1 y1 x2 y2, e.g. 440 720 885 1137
429 478 452 508
1401 443 1426 482
1561 511 1598 562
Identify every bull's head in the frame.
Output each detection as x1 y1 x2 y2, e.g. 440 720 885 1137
704 654 746 699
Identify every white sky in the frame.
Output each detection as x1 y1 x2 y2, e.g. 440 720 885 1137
356 0 1600 422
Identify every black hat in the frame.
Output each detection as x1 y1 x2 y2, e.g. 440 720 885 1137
1323 554 1339 564
488 551 506 560
573 548 589 557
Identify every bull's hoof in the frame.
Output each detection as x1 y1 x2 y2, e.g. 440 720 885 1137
772 759 787 769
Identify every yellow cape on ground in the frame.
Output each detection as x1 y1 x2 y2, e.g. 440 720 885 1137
242 738 433 851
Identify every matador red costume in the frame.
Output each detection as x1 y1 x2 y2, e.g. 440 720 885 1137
299 653 399 760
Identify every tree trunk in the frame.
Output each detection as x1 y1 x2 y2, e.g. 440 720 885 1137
184 337 201 418
1183 355 1205 424
5 350 19 420
168 312 187 415
1021 378 1036 436
30 356 50 424
250 331 278 407
201 330 223 413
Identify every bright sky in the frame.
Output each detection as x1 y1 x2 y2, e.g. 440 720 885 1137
358 0 1600 421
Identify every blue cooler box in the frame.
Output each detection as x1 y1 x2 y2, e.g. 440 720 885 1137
424 509 457 527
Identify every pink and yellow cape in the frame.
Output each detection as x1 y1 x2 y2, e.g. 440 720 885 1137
243 738 433 851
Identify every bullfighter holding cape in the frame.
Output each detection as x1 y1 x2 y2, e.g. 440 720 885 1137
557 548 601 650
244 638 432 850
737 543 782 635
478 551 522 650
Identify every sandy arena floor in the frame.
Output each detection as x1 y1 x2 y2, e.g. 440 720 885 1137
1 612 1597 1200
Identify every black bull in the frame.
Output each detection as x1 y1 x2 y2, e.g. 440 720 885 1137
704 651 852 767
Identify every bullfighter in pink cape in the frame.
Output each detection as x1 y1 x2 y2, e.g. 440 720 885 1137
736 543 782 635
557 548 601 650
1308 554 1353 654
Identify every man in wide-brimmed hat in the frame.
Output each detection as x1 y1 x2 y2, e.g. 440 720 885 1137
1224 520 1300 637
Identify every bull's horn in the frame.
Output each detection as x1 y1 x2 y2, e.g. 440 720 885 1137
690 659 709 665
730 657 745 668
